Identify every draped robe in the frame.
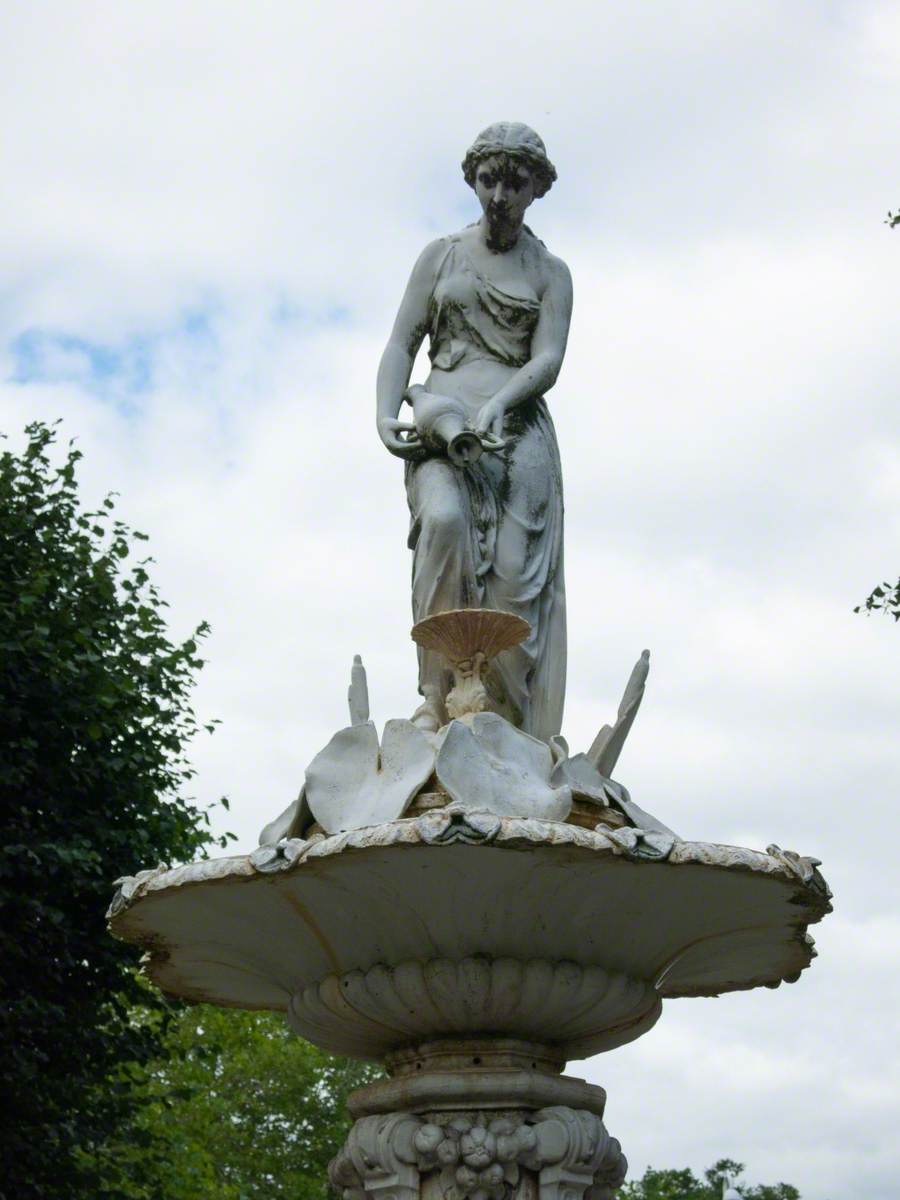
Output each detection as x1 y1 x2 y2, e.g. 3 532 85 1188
405 234 566 742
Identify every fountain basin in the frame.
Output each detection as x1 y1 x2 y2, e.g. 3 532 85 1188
108 814 830 1064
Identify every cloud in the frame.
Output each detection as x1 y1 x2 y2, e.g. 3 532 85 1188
2 2 899 1196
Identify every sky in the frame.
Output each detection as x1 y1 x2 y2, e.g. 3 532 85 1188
1 1 899 1195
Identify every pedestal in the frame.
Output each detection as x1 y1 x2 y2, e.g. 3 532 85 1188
330 1039 626 1200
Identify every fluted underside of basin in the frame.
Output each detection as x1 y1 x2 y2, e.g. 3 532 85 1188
288 956 661 1060
108 816 831 1063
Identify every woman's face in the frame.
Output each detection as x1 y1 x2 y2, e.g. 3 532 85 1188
474 155 535 236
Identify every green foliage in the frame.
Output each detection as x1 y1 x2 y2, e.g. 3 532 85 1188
619 1165 707 1199
0 421 231 1199
747 1189 800 1200
854 578 900 622
86 1003 380 1200
853 216 898 621
620 1158 800 1199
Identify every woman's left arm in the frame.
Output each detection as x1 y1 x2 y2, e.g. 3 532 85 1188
474 256 573 439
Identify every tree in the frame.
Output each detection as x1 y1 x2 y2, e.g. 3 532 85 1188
86 1003 380 1199
854 579 900 622
620 1158 800 1199
855 212 899 619
619 1165 708 1199
0 421 231 1199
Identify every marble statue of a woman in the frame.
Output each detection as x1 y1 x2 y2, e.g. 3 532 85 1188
376 122 572 739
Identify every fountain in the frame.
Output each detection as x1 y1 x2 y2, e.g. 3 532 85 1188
107 122 831 1199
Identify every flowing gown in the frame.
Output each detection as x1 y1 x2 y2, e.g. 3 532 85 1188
405 233 566 742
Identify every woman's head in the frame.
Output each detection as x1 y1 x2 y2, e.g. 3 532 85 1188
461 122 557 200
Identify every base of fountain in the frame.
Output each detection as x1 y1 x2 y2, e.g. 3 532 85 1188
350 1037 606 1121
331 1035 625 1200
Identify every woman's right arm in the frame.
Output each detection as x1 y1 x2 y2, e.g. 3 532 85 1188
376 239 443 458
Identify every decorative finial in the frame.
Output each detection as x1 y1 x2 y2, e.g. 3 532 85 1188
348 654 370 726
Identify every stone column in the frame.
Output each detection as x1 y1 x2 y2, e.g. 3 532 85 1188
328 1040 626 1200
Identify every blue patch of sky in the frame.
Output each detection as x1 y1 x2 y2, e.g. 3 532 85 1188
7 297 354 415
7 306 221 415
324 304 352 325
9 329 154 416
180 308 216 340
270 295 352 327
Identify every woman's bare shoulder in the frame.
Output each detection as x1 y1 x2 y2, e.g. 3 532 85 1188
545 250 573 295
424 224 478 252
450 223 479 241
407 236 453 287
523 232 572 297
416 235 452 264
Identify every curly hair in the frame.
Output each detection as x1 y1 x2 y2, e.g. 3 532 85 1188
461 121 557 199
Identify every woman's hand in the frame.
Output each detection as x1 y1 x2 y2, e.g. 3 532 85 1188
378 416 427 461
474 398 506 443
